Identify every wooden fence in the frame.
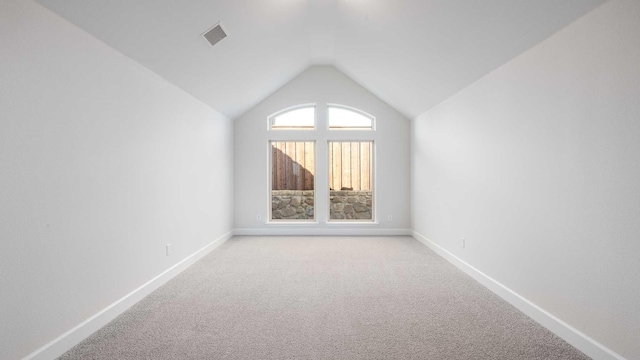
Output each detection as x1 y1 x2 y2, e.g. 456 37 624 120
271 142 315 190
329 142 371 191
270 141 372 191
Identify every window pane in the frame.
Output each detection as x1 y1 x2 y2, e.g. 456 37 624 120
271 141 315 221
328 106 373 130
270 106 315 130
328 141 373 221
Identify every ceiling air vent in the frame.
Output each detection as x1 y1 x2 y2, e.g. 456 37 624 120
203 23 227 47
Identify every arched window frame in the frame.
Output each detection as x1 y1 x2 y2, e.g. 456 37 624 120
266 103 377 224
267 104 316 131
327 104 375 131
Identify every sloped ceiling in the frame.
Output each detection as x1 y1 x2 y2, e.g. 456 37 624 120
35 0 604 119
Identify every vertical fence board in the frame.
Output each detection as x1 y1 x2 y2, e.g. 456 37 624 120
328 144 333 190
277 142 285 190
288 143 293 189
361 142 370 190
296 142 305 190
332 142 341 190
285 142 294 189
304 142 314 190
341 143 351 188
272 144 277 189
351 142 360 190
282 142 289 189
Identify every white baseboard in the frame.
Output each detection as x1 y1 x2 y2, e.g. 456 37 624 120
234 227 412 236
23 230 234 360
27 230 619 360
411 231 625 360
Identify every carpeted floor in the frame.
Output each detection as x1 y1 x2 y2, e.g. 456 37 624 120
59 236 589 359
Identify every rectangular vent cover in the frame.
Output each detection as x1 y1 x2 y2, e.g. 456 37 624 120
203 23 227 47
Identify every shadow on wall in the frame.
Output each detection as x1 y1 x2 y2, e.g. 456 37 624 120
271 142 314 191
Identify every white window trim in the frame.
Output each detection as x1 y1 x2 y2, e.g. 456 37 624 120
267 103 317 131
267 140 317 223
326 139 375 223
266 103 377 224
327 103 376 131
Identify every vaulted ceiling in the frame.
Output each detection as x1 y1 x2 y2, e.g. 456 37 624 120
36 0 604 119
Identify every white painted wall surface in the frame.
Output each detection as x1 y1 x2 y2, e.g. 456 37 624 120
411 1 640 358
234 66 410 234
0 1 234 359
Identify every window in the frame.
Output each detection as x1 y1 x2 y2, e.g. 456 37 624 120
328 105 374 130
270 141 315 221
328 141 373 221
269 105 315 130
267 104 374 223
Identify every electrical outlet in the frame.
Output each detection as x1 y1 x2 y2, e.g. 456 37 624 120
166 244 172 256
387 215 393 222
256 215 262 221
460 238 465 249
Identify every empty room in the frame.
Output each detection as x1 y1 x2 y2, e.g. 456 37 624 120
1 0 639 359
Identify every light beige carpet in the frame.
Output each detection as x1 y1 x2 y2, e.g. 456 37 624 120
59 236 589 359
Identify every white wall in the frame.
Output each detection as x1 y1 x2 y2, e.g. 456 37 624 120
235 66 410 234
0 1 234 359
411 1 640 359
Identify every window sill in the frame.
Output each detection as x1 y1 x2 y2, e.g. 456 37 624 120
265 221 319 226
324 221 379 226
263 221 379 226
